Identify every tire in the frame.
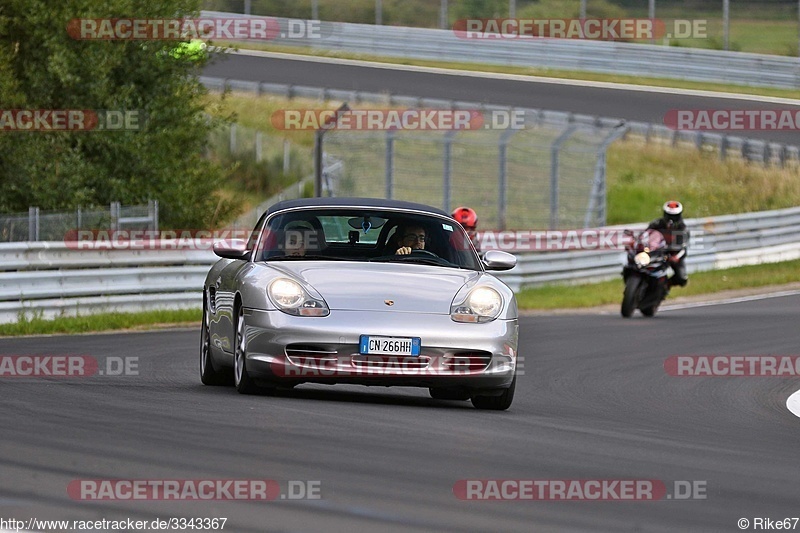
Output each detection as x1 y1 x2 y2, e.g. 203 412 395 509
471 374 516 411
621 276 642 318
429 388 471 401
200 295 232 386
233 304 265 395
640 305 657 317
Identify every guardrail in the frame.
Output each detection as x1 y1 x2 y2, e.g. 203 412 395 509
3 206 800 322
200 76 800 168
202 11 800 90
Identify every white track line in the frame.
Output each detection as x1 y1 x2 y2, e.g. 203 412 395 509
234 49 800 106
660 289 800 311
787 389 800 420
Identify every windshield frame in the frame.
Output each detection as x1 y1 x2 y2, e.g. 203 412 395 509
253 205 483 271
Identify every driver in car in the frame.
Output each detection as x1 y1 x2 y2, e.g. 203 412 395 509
395 225 427 255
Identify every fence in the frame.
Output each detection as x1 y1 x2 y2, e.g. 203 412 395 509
201 11 800 89
0 201 159 243
3 205 800 323
317 118 627 230
202 76 800 170
201 76 800 231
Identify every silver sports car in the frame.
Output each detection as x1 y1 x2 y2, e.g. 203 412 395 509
200 198 519 410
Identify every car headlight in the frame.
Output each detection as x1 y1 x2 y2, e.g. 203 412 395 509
268 278 329 317
634 251 651 267
451 286 503 323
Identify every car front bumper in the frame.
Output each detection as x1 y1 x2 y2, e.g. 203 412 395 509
242 308 518 390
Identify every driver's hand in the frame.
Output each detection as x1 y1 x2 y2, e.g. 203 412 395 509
396 246 412 255
668 254 680 263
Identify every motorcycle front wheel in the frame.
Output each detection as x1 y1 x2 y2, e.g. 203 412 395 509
621 276 642 318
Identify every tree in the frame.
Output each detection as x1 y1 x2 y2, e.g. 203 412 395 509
0 0 236 228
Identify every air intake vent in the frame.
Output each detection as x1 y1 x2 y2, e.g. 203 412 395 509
285 345 338 365
442 352 492 371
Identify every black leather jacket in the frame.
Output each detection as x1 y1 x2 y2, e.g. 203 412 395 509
646 218 689 257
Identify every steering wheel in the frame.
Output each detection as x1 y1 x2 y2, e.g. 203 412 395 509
409 249 439 258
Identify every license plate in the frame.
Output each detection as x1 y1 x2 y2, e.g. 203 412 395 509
359 335 421 356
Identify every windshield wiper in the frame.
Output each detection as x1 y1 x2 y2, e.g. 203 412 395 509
371 256 456 267
266 255 348 261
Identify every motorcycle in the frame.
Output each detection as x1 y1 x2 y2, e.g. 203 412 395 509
620 229 672 318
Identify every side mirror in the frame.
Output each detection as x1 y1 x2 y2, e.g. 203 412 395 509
213 239 251 261
482 250 517 271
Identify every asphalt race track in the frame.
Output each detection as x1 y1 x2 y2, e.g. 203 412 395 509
203 52 800 145
2 295 800 532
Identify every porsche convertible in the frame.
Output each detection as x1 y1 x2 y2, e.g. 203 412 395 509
200 198 519 410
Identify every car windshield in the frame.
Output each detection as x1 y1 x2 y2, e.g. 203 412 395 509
254 207 481 271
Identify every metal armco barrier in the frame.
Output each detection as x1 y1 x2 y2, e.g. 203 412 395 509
202 12 800 90
3 206 800 323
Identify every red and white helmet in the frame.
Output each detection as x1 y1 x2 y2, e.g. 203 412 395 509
663 200 683 224
451 207 478 229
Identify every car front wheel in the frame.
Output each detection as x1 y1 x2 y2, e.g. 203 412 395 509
471 374 516 411
200 295 231 386
233 305 263 395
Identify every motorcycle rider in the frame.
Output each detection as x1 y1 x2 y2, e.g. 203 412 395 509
647 201 689 288
451 206 480 253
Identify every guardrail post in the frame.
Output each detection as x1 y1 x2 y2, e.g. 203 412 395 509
77 207 82 231
110 202 120 231
385 129 395 199
314 131 324 197
439 0 448 30
550 125 578 229
230 123 237 153
720 135 728 161
283 139 290 173
255 130 263 163
148 200 159 233
28 207 39 242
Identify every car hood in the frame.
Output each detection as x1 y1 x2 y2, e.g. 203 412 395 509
268 261 482 313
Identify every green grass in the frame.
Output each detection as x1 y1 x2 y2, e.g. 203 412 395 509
606 141 800 224
516 259 800 310
0 309 201 337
